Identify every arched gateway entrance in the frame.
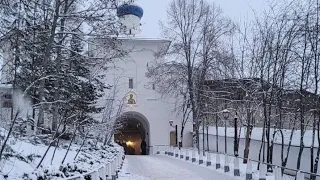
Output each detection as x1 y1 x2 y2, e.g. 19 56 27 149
114 111 150 155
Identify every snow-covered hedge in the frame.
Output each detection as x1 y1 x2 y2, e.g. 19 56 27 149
0 128 123 180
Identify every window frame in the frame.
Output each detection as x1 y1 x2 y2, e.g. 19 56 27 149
129 78 134 89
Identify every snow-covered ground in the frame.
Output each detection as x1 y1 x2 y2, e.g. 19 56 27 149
149 149 299 180
0 128 122 180
118 155 242 180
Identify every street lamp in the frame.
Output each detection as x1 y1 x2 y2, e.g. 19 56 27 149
222 109 230 173
222 109 230 154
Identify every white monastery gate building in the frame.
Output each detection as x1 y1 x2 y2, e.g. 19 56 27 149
89 0 193 154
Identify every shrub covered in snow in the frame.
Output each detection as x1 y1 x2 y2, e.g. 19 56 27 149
0 127 123 180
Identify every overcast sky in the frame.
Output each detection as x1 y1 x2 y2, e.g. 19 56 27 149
137 0 268 38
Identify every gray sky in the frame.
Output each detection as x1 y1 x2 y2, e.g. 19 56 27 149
137 0 268 38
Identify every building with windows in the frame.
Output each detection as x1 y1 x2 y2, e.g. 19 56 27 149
0 0 194 154
90 36 193 154
88 1 194 155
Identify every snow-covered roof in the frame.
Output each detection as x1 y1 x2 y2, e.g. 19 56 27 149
88 34 171 43
117 36 170 43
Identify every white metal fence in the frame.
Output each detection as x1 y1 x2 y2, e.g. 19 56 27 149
151 145 320 180
64 147 125 180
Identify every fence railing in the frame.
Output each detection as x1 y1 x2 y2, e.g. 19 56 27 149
151 145 320 180
64 147 125 180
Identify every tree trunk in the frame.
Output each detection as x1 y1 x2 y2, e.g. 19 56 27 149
37 0 61 133
50 136 60 164
258 119 266 170
216 114 219 152
52 0 69 132
37 113 65 168
282 127 294 174
75 130 90 160
180 125 185 148
202 119 205 155
311 114 316 178
243 125 252 163
297 131 304 170
312 115 320 180
0 112 19 161
206 123 209 151
62 126 77 164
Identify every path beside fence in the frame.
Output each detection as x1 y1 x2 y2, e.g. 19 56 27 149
152 145 320 180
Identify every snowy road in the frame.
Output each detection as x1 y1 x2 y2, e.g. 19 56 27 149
118 155 241 180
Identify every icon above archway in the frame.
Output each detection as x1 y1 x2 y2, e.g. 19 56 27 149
126 92 137 105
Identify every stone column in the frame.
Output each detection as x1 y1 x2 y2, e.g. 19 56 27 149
234 157 240 176
246 160 253 180
206 152 211 166
216 153 221 169
259 163 267 180
224 154 230 172
192 148 196 163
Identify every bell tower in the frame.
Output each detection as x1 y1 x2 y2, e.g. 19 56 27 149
117 0 144 36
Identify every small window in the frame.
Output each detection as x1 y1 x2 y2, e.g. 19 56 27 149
3 94 12 99
3 101 12 108
152 84 155 90
129 78 133 89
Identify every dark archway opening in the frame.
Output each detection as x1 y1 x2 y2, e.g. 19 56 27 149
114 115 149 155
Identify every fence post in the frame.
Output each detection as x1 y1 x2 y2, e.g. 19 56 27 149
274 166 282 180
115 156 119 178
234 157 240 176
98 166 105 180
192 148 196 163
175 147 179 157
186 149 189 161
171 146 174 156
102 165 107 180
224 154 230 172
180 148 184 159
216 153 221 169
106 163 111 180
171 146 173 156
91 171 99 180
117 155 120 171
296 171 304 180
246 160 252 180
259 163 267 180
199 150 204 165
206 152 211 166
111 160 117 180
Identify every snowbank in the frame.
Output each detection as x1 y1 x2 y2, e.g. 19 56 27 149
0 128 122 180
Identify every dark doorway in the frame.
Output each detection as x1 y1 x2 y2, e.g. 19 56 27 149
114 116 148 155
